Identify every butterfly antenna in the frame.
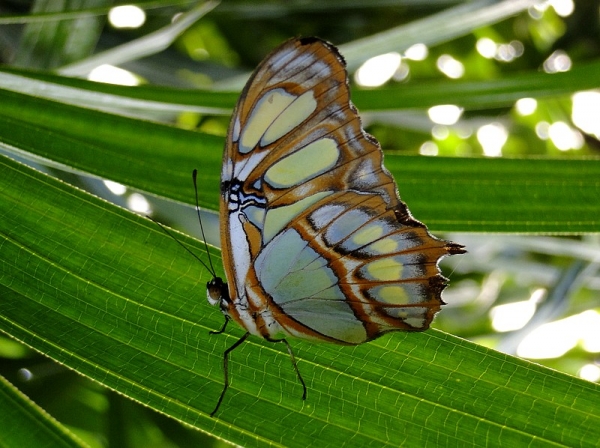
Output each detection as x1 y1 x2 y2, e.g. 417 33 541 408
149 216 214 274
192 169 217 278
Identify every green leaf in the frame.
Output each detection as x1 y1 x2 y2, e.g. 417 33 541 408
338 0 536 71
0 375 86 448
3 58 600 115
388 156 600 233
1 87 599 233
56 2 219 77
0 87 223 210
2 155 599 447
352 60 600 110
2 4 600 443
13 0 109 69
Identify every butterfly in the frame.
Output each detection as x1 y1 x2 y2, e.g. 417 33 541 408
203 36 465 416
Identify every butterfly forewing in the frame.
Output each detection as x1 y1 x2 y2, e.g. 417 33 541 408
219 37 464 345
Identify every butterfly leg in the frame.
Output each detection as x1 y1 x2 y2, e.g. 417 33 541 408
210 316 230 335
270 338 307 401
211 331 250 417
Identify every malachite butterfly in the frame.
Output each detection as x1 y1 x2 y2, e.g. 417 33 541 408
204 36 465 416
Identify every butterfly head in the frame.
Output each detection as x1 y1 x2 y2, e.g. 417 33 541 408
206 276 229 308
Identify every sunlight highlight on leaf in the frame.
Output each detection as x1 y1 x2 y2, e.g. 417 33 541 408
108 5 146 29
518 310 600 359
355 52 401 87
477 122 508 156
428 105 463 125
88 64 141 86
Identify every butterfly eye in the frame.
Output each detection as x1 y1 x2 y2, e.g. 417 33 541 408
206 277 227 306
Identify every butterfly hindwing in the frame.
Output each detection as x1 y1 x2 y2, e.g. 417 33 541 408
245 190 454 344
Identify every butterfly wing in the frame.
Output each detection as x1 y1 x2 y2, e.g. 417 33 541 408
219 37 464 344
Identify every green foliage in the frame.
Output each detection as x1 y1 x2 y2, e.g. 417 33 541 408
1 1 599 447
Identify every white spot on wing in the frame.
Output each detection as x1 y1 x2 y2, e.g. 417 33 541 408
234 150 269 180
222 158 233 182
309 204 345 230
232 116 241 142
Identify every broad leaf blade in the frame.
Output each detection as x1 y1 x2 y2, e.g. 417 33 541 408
387 155 600 233
0 375 86 448
14 0 107 69
0 87 224 210
1 88 599 233
2 59 600 114
353 60 600 110
1 155 599 447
